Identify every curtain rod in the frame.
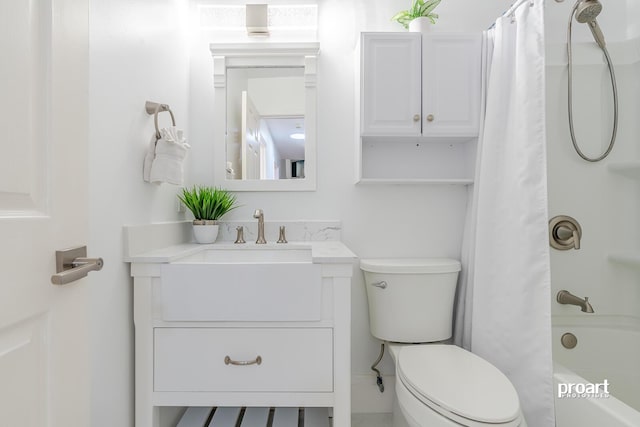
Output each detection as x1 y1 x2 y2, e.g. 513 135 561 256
504 0 535 18
489 0 535 29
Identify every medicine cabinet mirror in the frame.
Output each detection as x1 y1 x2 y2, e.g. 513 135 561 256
210 43 319 191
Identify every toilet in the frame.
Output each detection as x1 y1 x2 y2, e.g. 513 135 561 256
360 258 527 427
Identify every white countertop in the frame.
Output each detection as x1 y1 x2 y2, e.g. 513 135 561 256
125 240 357 264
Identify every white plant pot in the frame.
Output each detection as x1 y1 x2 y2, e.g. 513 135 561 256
192 220 219 244
409 17 432 33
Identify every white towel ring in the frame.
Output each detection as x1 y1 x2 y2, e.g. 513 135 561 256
145 100 176 139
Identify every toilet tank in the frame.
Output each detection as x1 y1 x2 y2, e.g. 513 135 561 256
360 258 461 343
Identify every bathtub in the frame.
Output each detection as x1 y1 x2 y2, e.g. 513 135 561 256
552 318 640 426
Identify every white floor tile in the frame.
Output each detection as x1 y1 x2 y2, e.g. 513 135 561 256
351 413 393 427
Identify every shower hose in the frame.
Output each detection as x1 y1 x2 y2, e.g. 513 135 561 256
566 9 619 162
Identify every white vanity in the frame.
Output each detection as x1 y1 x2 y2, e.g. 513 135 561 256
125 221 355 427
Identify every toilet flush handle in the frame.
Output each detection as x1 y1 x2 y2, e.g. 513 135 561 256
371 281 387 289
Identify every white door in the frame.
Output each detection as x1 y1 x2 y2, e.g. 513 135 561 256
360 32 422 136
0 1 91 426
421 33 482 137
241 91 262 179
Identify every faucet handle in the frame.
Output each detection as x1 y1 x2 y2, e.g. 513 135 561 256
277 226 288 244
549 215 582 251
234 226 246 244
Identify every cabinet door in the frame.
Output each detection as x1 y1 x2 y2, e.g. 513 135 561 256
361 33 422 136
422 33 482 137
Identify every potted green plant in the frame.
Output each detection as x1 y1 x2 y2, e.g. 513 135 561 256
178 186 238 244
391 0 441 32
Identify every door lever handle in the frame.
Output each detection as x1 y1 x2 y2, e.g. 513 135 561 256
51 246 104 285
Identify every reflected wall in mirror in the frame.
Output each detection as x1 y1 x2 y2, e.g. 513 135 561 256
226 67 306 181
210 42 319 192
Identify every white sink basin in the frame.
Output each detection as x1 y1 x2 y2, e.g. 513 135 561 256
173 245 312 264
162 244 320 322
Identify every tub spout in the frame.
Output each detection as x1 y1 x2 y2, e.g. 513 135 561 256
557 290 594 313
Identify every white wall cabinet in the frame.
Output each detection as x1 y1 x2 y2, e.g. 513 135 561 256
357 32 482 184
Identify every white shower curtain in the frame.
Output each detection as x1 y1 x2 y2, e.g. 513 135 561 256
455 1 555 426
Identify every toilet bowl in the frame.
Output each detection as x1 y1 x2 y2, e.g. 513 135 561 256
360 258 526 427
389 344 525 427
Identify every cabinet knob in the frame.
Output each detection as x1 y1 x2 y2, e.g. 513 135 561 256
413 114 420 122
426 114 435 122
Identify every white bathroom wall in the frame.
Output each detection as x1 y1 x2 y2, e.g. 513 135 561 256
248 75 305 115
88 0 190 426
545 2 640 322
187 0 513 413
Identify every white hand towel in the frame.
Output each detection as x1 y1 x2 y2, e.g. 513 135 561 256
142 133 157 183
149 127 190 185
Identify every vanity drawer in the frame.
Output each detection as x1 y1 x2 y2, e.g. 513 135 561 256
159 264 322 322
154 328 333 392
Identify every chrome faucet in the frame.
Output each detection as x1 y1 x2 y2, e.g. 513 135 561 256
253 209 267 244
557 290 594 313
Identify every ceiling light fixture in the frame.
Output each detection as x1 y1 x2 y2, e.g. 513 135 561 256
246 4 269 36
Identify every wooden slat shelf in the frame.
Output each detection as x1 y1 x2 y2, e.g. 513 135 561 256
177 407 330 427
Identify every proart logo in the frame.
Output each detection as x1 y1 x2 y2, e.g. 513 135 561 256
557 380 610 399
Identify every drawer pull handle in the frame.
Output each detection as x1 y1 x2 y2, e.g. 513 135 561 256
224 355 262 366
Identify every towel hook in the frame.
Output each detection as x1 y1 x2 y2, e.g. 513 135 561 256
145 100 176 139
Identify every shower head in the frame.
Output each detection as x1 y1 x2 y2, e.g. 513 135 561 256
574 0 602 23
572 0 607 48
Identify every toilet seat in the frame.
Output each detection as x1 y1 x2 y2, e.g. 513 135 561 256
396 345 522 427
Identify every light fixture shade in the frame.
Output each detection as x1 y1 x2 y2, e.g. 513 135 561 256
246 4 269 36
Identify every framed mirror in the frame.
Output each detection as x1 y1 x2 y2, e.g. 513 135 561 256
210 42 319 191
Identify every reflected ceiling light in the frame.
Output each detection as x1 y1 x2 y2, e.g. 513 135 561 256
290 133 305 140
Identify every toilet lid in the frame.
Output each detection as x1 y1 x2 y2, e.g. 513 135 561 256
397 345 521 424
